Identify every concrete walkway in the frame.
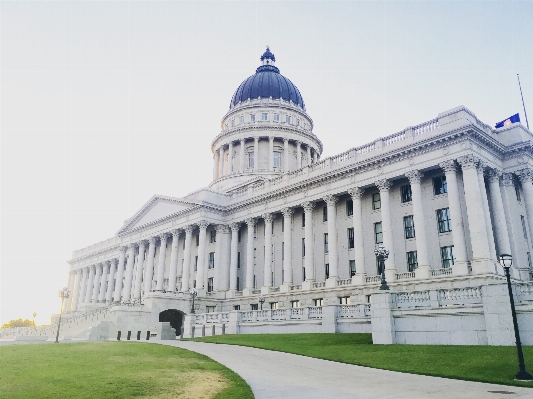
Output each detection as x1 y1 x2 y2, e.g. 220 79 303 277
155 341 533 399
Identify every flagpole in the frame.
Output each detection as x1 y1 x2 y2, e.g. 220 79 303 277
517 74 530 129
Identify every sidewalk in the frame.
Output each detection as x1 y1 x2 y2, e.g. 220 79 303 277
156 341 533 399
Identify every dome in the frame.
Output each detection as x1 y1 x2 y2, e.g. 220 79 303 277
230 48 305 110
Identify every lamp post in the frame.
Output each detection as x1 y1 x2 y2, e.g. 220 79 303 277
189 287 198 314
498 254 532 381
55 287 71 344
259 295 265 310
32 312 36 330
374 244 390 291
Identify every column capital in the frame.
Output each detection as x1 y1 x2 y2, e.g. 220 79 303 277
254 137 259 143
375 179 392 192
230 222 241 231
110 258 118 265
127 242 137 251
103 260 111 267
405 170 423 185
215 224 230 233
324 194 338 206
171 229 181 239
283 137 289 143
296 140 301 146
138 240 148 249
184 225 195 234
245 218 257 227
159 232 169 242
439 159 457 173
281 207 294 217
487 168 503 184
518 168 533 184
118 246 127 254
301 201 315 213
197 220 210 230
347 187 364 199
457 154 480 170
89 264 96 271
268 136 274 142
262 213 274 222
501 172 515 187
147 236 157 246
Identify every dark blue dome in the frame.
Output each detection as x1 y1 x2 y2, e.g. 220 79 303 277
230 49 305 110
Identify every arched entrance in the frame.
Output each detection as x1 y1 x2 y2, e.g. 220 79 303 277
159 309 184 337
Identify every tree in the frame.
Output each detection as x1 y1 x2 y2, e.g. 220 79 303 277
1 318 36 329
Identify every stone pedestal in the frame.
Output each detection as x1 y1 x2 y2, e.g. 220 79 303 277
482 283 515 346
325 277 338 288
280 283 291 293
384 269 396 284
452 261 470 276
261 286 274 294
225 289 237 299
321 305 339 333
351 273 366 285
242 287 254 297
370 292 396 344
415 265 431 279
301 280 314 291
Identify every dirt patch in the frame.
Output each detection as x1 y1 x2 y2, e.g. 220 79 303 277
143 370 229 399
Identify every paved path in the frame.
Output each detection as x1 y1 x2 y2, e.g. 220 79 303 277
155 341 533 399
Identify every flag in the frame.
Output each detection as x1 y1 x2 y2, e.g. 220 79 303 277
495 113 520 128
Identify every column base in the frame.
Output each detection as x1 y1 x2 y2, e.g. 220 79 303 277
226 289 237 299
242 287 255 297
471 258 496 275
452 261 469 276
351 273 366 285
415 265 431 279
384 269 396 283
301 280 314 291
279 283 291 293
325 277 339 288
195 288 207 298
261 286 273 294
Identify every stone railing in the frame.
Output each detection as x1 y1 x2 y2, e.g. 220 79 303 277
393 287 484 310
431 268 453 277
365 275 381 283
396 291 432 309
338 304 371 318
516 284 533 303
413 118 439 135
336 278 352 287
395 272 415 281
308 306 323 318
438 287 482 306
290 284 302 291
312 282 326 289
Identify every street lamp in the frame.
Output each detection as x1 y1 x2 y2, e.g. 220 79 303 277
32 312 37 330
55 287 71 344
259 295 265 310
374 244 390 291
498 254 532 381
189 287 198 314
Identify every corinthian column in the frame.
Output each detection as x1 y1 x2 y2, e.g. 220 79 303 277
98 262 108 302
79 267 89 305
113 247 127 302
72 269 83 311
324 195 339 286
284 138 289 171
296 141 302 169
254 137 259 171
167 231 180 293
85 265 95 303
218 147 224 177
133 241 147 299
105 258 117 303
269 137 274 171
518 168 533 249
214 224 231 291
244 218 257 294
263 214 274 290
281 208 294 290
307 146 311 166
155 233 169 291
181 226 194 292
348 187 365 284
213 150 219 180
229 223 240 292
143 237 157 295
301 203 315 288
376 180 396 281
91 263 102 303
196 222 209 290
121 244 136 300
477 163 497 261
239 139 245 171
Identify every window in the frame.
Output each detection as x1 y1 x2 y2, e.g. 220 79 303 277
234 305 240 310
238 229 241 242
346 200 353 216
250 114 255 122
302 266 306 281
274 114 280 122
291 300 300 308
372 193 381 210
348 228 354 249
286 115 291 123
253 275 256 289
210 230 216 243
521 216 529 241
231 119 235 126
251 304 258 310
436 208 452 233
377 258 385 275
325 264 330 279
314 298 323 307
302 238 306 257
349 260 356 276
441 246 455 268
302 213 305 227
406 251 418 272
237 252 241 269
403 215 416 239
206 305 215 313
339 296 351 305
196 234 199 246
296 119 300 126
323 206 328 222
248 152 254 168
207 278 214 292
236 277 240 291
193 280 196 288
270 302 279 309
262 113 268 121
274 151 281 168
208 252 215 269
374 222 383 244
324 233 329 253
433 175 447 195
282 218 284 232
528 252 532 269
194 256 198 272
515 182 521 201
282 242 284 260
239 116 244 123
401 184 412 203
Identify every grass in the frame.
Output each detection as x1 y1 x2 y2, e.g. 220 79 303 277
191 333 533 388
0 342 253 399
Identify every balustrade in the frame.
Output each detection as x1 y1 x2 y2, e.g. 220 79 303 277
431 268 453 277
395 291 431 309
395 272 415 280
438 287 482 306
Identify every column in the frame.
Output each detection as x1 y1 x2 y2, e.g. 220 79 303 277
284 138 289 171
218 147 224 178
113 247 127 302
518 168 533 248
133 241 147 299
245 218 256 292
348 187 366 284
64 272 75 311
477 163 497 261
457 155 492 274
85 265 95 303
254 137 259 171
213 150 219 180
302 203 315 288
105 259 117 303
98 262 108 302
229 223 240 291
325 195 339 285
196 222 208 290
228 142 233 174
91 263 102 303
296 141 302 169
307 145 311 166
282 208 294 287
122 243 136 299
263 214 273 289
155 233 169 291
167 231 180 293
71 269 82 311
313 150 318 163
79 267 88 306
406 171 431 278
181 226 194 292
269 136 274 171
239 139 245 171
487 170 511 255
143 237 157 295
214 224 231 291
376 180 396 281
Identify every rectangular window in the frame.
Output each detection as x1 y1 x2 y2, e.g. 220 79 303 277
521 216 529 241
346 200 353 216
236 277 240 291
234 305 240 310
325 264 330 279
251 304 258 310
210 230 216 243
296 119 300 126
374 222 383 244
239 116 244 123
403 215 416 239
270 302 279 310
207 278 214 292
440 246 455 268
237 252 241 269
291 300 300 308
208 252 215 269
376 258 385 275
349 260 356 276
286 115 291 124
314 298 323 307
262 113 268 121
302 238 306 257
206 305 215 313
231 119 235 126
248 152 254 168
238 229 241 242
196 234 199 246
302 266 306 281
194 256 198 272
253 275 256 289
406 251 418 272
339 296 351 305
433 175 448 195
250 114 255 122
436 208 452 233
193 280 196 288
401 184 412 203
274 114 280 122
324 233 329 253
282 242 284 260
274 151 281 168
515 178 521 201
347 228 355 248
323 206 328 222
282 218 284 232
372 193 381 210
528 252 532 269
302 213 305 227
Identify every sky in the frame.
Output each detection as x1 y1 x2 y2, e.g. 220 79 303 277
1 1 532 326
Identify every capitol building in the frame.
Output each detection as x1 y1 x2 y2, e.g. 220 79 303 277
37 48 533 345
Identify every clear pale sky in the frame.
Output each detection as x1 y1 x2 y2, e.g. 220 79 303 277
1 1 532 326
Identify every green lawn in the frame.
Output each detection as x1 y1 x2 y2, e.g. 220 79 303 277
191 333 533 388
0 342 253 399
